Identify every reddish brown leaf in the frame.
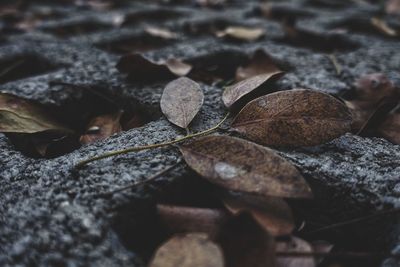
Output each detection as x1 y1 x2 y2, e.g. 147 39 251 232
157 204 230 239
223 194 294 236
149 233 224 267
386 0 400 15
160 77 204 129
179 135 312 198
116 54 192 81
236 49 282 81
216 26 265 41
378 112 400 145
231 89 352 147
276 237 316 267
355 73 397 108
79 111 122 145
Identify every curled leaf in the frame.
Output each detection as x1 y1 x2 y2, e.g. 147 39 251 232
216 26 265 41
236 49 282 81
160 77 204 129
223 194 294 236
0 93 70 134
231 89 352 147
276 237 316 267
149 233 224 267
117 54 192 81
79 111 122 145
179 135 312 198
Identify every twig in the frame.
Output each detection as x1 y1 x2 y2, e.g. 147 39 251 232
95 161 181 197
328 54 342 75
304 208 400 235
75 113 230 168
0 60 25 79
276 251 398 259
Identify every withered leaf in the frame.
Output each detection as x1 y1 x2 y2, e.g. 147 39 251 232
236 49 282 81
371 17 398 37
79 111 122 145
386 0 400 15
276 237 316 267
216 26 265 42
157 204 230 239
223 73 283 109
231 89 352 147
355 73 397 107
378 112 400 145
149 233 224 267
160 77 204 129
116 54 192 81
145 26 178 40
179 135 312 198
0 93 71 134
223 194 294 236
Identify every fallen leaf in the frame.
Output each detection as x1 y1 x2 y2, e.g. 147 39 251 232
179 135 312 198
386 0 400 15
157 204 230 239
276 237 316 267
223 73 283 109
217 214 276 267
355 73 397 107
231 89 352 147
79 111 122 145
116 54 192 82
145 26 178 39
160 77 204 129
371 17 397 37
378 112 400 145
217 26 265 41
0 93 71 134
236 49 282 81
149 233 224 267
223 194 294 236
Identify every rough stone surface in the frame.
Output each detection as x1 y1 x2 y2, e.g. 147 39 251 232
0 0 399 266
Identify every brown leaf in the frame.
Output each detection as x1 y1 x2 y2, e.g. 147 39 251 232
217 214 276 267
116 54 192 81
149 233 224 267
355 73 397 107
223 73 283 109
236 49 282 81
179 135 312 198
231 89 352 147
79 111 122 145
216 26 265 42
223 194 294 236
0 93 71 134
145 26 178 40
276 237 316 267
386 0 400 15
157 204 230 239
160 77 204 129
378 112 400 145
371 17 398 37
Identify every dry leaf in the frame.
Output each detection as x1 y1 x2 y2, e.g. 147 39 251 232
231 89 352 147
179 135 312 198
0 93 70 134
117 54 192 81
149 233 224 267
160 77 204 129
371 17 397 37
236 49 282 81
79 111 122 145
145 26 178 39
223 73 283 109
355 73 397 107
157 204 230 239
276 237 316 267
378 112 400 144
217 26 265 41
217 214 276 267
223 194 294 236
386 0 400 15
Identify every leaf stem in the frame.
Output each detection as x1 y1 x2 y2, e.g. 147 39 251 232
75 113 230 168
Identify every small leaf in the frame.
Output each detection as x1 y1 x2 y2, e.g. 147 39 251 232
116 54 192 82
371 17 398 37
378 112 400 145
157 204 230 239
386 0 400 15
149 233 224 267
216 26 265 41
0 93 70 134
355 73 397 107
276 237 316 267
79 111 122 145
223 194 294 236
179 135 312 198
236 49 282 81
231 89 352 147
160 77 204 129
223 73 283 109
145 26 178 40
